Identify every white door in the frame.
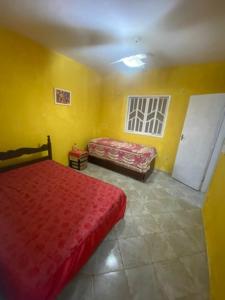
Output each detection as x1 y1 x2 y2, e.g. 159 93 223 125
201 113 225 192
172 94 225 190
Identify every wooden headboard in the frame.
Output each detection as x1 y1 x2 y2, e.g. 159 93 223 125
0 136 52 172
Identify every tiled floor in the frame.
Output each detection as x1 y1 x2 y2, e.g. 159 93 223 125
58 164 209 300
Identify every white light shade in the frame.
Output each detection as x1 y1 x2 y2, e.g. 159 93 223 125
122 56 145 67
112 54 147 68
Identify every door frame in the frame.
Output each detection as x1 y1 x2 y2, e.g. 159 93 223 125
201 109 225 192
173 93 225 191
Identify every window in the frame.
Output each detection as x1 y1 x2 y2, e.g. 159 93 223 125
125 95 170 137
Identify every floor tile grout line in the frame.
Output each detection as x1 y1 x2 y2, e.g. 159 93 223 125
81 248 208 276
114 225 205 240
152 263 170 300
152 261 197 299
78 165 209 299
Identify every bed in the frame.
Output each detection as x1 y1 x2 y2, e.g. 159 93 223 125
88 137 157 182
0 136 126 300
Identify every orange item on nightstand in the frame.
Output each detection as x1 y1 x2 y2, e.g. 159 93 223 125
69 150 88 159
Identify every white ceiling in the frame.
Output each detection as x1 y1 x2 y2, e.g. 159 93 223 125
1 0 225 74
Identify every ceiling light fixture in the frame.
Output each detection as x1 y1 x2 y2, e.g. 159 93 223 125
112 54 147 68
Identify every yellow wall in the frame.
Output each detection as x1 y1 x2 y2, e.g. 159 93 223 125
1 24 225 300
203 153 225 300
0 27 102 165
100 63 225 172
1 26 225 173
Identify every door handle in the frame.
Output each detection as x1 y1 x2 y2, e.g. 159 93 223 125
181 134 184 141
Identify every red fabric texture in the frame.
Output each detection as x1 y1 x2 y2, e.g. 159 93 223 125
0 160 126 300
88 137 157 173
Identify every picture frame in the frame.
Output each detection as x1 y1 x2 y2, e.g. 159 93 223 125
54 88 71 105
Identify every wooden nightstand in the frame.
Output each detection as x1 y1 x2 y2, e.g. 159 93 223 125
69 149 88 170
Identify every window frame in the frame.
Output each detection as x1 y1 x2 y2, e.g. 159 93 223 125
124 95 171 138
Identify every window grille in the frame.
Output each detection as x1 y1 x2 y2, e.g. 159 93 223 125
125 96 170 137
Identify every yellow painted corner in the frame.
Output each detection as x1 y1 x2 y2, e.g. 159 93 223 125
0 27 102 165
100 63 225 173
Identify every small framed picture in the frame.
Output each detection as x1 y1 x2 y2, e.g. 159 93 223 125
54 88 71 105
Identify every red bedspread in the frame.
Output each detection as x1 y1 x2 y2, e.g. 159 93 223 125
0 160 126 300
